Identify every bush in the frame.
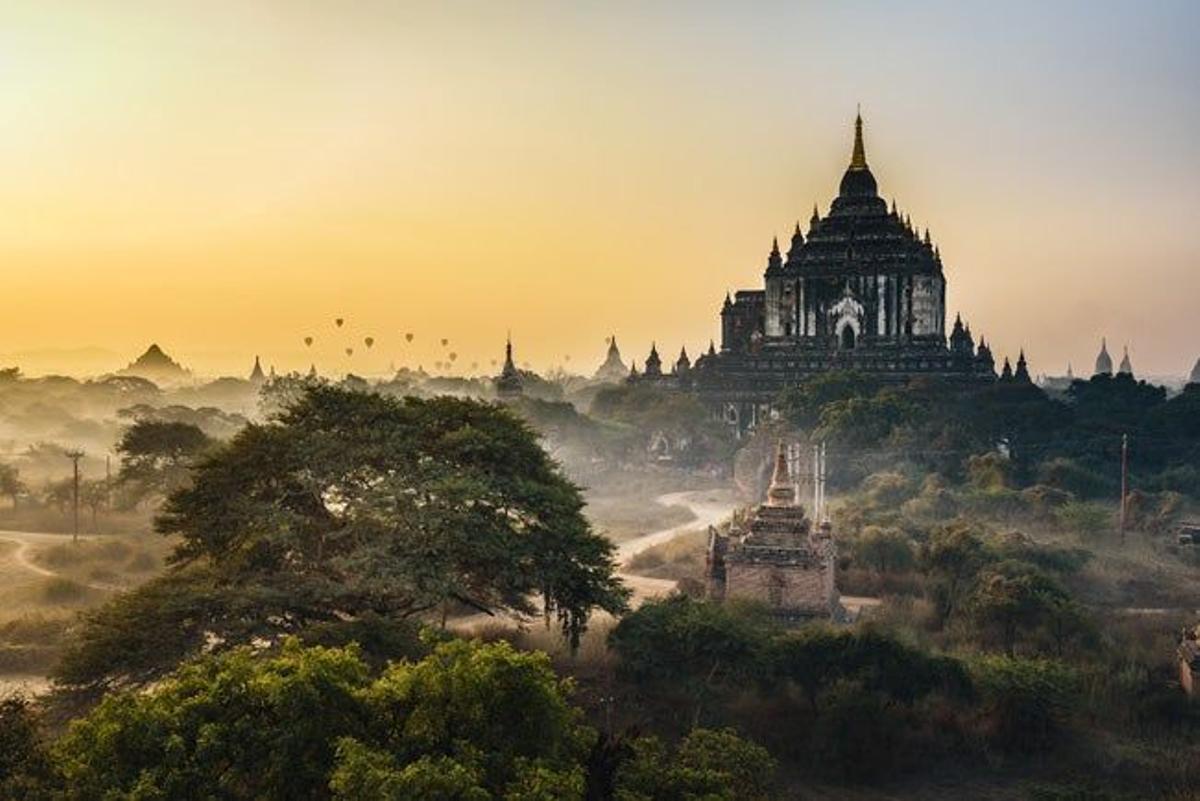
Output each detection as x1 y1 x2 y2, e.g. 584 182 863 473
40 577 89 605
971 656 1078 752
1037 457 1113 499
1054 501 1113 538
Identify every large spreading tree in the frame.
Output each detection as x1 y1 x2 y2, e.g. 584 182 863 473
58 386 628 688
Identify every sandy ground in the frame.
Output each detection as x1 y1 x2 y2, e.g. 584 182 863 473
0 529 123 592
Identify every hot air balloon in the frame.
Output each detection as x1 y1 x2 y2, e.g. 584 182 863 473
345 347 353 356
405 333 414 342
335 318 344 328
441 338 449 346
364 337 374 348
471 362 478 370
304 337 313 347
448 352 457 362
490 359 497 367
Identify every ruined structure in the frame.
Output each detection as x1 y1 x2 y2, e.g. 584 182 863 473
630 115 997 431
594 336 627 383
706 443 841 621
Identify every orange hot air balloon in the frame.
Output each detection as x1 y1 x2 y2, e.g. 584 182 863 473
345 347 353 356
304 337 313 347
364 337 374 348
448 352 457 361
335 318 344 328
405 333 414 342
441 338 449 346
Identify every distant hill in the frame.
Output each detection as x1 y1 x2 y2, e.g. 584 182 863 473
116 344 192 383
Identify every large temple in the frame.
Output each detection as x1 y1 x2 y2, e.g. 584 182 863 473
632 114 999 431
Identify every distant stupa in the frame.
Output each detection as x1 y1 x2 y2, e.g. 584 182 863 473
117 344 190 383
1094 338 1113 377
594 335 627 382
1118 346 1133 376
249 356 266 384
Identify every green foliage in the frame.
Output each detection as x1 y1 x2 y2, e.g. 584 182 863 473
361 638 589 790
971 656 1078 752
56 639 372 800
971 560 1072 656
1037 457 1113 499
116 419 213 504
615 728 777 801
778 371 882 430
64 387 628 687
771 625 971 710
1054 500 1113 538
966 452 1013 491
589 384 736 468
51 636 775 800
608 595 772 725
0 695 56 799
920 523 996 623
852 526 915 573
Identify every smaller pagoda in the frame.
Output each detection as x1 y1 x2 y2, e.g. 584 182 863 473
706 442 841 621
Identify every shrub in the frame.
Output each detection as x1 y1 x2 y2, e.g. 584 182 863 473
971 656 1078 752
40 577 89 605
1037 457 1113 499
1054 501 1113 538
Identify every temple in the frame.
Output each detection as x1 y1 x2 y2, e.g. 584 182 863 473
594 336 627 382
630 114 996 431
494 335 523 399
705 442 841 621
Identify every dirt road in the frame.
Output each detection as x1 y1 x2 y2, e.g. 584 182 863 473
0 529 123 592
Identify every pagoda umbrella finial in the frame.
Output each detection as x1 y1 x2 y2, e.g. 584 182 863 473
850 108 867 169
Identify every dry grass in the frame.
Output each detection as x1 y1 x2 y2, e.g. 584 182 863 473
625 528 708 581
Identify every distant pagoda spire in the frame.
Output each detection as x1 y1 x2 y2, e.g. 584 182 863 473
1015 349 1031 383
810 204 820 225
1118 346 1133 376
249 355 265 383
496 332 523 398
676 346 691 372
1094 338 1113 376
766 236 783 272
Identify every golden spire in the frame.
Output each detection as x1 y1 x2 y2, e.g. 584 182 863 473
849 108 868 170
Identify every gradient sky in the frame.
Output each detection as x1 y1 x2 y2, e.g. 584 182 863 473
1 1 1197 378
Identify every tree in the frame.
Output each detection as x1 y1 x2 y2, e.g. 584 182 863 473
608 595 771 726
853 527 915 574
62 387 627 687
920 523 995 625
116 419 213 504
55 640 372 801
614 728 777 801
0 695 56 798
971 560 1071 656
972 656 1078 752
0 462 25 510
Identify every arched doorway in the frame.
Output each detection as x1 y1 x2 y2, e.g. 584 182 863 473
840 324 857 350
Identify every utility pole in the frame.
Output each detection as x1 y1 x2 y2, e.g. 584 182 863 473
1119 434 1129 546
65 449 84 544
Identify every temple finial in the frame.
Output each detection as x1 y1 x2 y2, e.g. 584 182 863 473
850 108 867 169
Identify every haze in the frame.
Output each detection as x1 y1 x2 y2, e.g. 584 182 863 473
1 1 1197 377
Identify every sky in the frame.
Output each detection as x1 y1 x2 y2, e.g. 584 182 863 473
0 1 1197 379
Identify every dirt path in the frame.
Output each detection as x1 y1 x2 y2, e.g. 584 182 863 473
0 529 123 592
